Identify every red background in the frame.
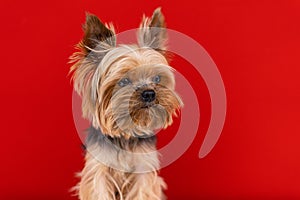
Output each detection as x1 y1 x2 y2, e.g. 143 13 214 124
1 0 300 199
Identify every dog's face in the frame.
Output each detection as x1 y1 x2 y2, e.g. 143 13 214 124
70 8 183 138
96 47 182 138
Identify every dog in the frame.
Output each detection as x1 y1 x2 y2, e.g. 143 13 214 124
70 7 183 200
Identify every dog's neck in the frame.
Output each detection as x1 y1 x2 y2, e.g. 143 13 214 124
86 126 157 150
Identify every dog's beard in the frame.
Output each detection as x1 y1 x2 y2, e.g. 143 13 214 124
102 84 181 138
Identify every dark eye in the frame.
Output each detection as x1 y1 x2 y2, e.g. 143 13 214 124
118 78 131 87
153 75 161 83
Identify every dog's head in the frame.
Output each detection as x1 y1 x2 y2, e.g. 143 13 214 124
70 8 183 138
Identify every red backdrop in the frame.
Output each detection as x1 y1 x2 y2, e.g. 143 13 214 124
1 0 300 199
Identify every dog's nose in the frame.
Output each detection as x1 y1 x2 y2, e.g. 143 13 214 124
141 90 156 102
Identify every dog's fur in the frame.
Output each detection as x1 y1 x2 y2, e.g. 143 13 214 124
70 8 183 200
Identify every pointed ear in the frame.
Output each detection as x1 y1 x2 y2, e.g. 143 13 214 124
69 13 116 123
138 7 167 52
81 13 116 54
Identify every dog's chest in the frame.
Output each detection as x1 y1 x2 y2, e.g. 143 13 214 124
86 127 160 172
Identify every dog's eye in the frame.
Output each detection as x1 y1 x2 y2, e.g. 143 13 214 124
118 78 131 87
153 75 161 83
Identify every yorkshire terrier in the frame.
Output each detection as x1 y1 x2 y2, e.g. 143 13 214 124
70 8 183 200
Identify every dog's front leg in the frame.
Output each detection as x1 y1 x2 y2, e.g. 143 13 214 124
124 172 167 200
77 153 117 200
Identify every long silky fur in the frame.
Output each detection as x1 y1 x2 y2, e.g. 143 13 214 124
75 127 166 200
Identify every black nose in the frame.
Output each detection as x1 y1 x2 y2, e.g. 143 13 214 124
141 90 156 102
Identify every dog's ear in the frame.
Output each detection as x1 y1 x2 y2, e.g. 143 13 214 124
81 13 116 53
138 7 167 52
69 13 115 123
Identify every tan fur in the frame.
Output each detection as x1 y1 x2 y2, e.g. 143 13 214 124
75 142 166 200
70 8 182 200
